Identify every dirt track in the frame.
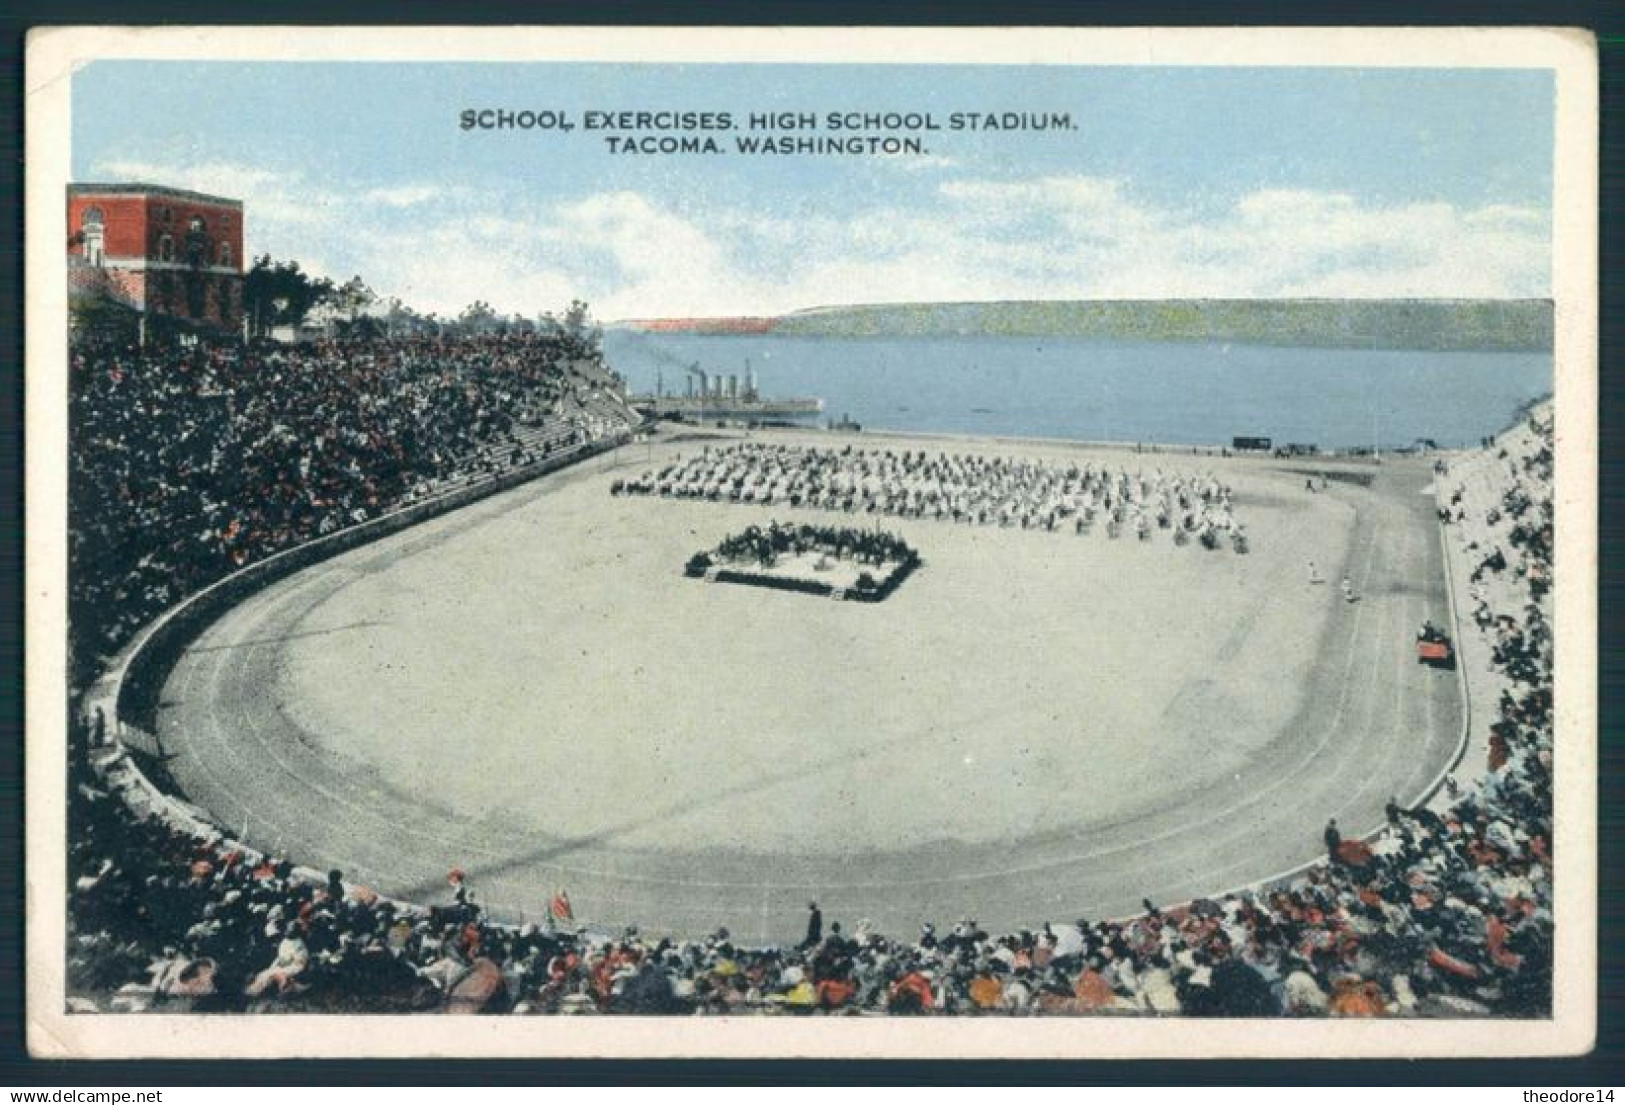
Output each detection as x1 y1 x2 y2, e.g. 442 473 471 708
156 430 1460 943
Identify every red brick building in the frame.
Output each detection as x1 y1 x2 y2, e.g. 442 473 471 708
68 182 245 336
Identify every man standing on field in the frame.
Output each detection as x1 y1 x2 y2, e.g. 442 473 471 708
802 901 823 949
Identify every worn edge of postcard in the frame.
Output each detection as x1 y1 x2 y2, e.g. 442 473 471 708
22 24 1599 1060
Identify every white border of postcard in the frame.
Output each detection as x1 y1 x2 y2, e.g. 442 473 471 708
23 24 1599 1059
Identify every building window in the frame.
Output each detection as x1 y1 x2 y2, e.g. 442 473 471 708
218 242 233 268
161 206 173 225
158 234 174 262
185 216 209 269
220 213 232 229
81 206 105 267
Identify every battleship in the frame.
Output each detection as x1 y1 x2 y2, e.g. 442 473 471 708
630 362 824 420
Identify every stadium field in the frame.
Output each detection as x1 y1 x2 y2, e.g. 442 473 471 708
156 428 1461 944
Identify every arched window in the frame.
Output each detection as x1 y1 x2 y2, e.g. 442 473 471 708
184 216 209 268
81 206 105 266
158 234 174 262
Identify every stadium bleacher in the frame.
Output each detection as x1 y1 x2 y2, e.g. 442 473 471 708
64 355 1555 1016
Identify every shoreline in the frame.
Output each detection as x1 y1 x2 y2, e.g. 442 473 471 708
644 419 1423 467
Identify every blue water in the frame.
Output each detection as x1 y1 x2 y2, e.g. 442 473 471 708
602 331 1551 451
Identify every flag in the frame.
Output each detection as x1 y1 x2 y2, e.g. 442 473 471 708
550 889 573 924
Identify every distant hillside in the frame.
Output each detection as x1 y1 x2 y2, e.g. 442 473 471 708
620 316 778 334
616 299 1553 352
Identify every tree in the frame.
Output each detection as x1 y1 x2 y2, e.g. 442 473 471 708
243 255 335 338
542 298 607 381
67 268 143 347
458 299 499 335
562 298 600 344
333 275 378 325
380 296 430 338
346 314 385 340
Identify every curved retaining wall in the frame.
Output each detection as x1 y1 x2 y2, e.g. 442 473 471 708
82 428 1474 937
99 435 623 738
1188 467 1474 911
83 433 631 915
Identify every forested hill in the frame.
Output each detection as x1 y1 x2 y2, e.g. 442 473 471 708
741 299 1551 351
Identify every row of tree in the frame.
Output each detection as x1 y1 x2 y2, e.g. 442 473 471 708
241 255 601 344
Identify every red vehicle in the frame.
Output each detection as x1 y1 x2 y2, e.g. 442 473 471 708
1416 623 1455 669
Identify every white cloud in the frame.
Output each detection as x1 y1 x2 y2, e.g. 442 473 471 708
878 152 961 173
87 159 1550 317
95 159 334 229
378 219 580 319
360 184 445 208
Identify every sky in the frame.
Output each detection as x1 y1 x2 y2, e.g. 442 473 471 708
72 61 1554 319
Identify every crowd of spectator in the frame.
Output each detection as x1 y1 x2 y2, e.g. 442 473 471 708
705 521 916 570
613 443 1247 551
69 333 636 685
65 394 1554 1017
